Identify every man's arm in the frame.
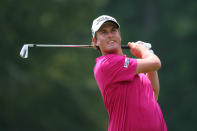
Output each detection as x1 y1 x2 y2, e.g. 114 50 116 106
128 42 161 100
146 71 160 100
128 42 161 74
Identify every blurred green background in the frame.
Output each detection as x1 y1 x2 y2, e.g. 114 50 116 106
0 0 197 130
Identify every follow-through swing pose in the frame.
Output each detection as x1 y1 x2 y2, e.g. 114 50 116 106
92 15 167 131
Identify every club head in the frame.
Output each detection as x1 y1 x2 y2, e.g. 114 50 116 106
20 44 29 58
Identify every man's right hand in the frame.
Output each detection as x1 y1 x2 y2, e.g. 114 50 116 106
128 41 151 58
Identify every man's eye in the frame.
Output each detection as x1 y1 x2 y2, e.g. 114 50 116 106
112 29 116 32
102 31 106 34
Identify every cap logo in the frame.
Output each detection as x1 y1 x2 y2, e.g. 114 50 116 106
96 16 115 25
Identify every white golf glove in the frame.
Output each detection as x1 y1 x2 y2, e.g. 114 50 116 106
136 41 154 54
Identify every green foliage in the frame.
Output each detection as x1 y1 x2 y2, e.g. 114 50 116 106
0 0 108 130
0 0 197 130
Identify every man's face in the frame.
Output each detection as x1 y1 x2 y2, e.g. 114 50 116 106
93 22 122 55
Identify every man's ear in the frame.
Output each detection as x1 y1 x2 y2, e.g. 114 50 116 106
92 37 98 46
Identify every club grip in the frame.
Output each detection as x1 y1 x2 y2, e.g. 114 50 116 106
121 45 130 49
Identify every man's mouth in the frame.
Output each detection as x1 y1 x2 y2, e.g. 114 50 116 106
107 40 116 45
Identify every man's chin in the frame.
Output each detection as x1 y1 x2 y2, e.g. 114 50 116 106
106 43 119 49
105 44 120 53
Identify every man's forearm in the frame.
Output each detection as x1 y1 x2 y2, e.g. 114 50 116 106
146 71 160 100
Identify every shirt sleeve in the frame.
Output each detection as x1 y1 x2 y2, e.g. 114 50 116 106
101 55 137 86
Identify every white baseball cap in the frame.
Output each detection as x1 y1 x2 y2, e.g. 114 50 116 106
91 15 120 37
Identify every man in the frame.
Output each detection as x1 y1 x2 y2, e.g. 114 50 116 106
92 15 167 131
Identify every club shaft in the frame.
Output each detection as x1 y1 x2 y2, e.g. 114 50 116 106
26 44 130 49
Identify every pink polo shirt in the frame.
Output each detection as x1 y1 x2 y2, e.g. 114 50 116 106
94 54 167 131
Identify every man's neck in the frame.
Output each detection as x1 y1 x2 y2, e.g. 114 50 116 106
102 49 123 56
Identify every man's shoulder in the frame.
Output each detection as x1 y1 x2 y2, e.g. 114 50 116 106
95 54 128 73
96 54 125 63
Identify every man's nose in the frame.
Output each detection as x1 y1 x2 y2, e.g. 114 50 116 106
107 32 113 38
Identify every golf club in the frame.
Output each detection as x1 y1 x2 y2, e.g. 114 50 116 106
19 44 131 59
19 42 152 59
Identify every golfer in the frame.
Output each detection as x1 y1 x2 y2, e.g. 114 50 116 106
92 15 167 131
